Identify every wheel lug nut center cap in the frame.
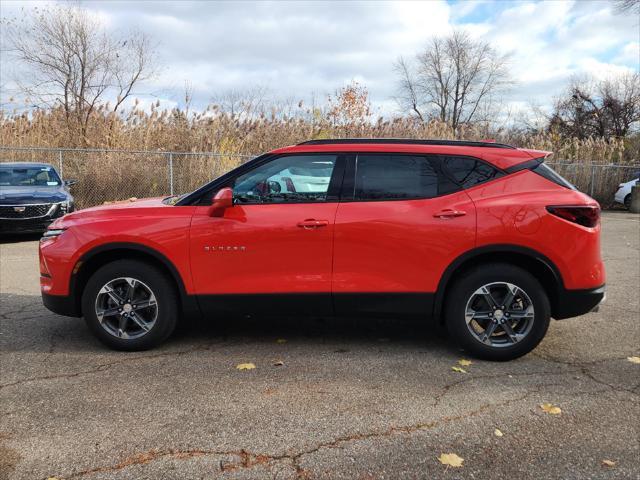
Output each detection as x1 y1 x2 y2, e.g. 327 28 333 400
122 303 133 313
494 309 504 321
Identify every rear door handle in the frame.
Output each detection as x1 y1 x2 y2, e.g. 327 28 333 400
297 219 329 229
433 209 466 219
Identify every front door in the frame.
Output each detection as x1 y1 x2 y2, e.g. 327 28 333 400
332 153 477 316
189 153 343 315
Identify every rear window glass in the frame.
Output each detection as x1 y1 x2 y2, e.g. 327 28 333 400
531 162 576 190
443 156 503 188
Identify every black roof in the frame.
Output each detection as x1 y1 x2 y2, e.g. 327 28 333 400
298 138 516 149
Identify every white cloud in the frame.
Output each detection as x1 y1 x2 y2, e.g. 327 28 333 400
0 0 637 119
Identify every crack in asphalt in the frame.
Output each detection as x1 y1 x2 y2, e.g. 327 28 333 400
51 383 596 480
27 362 638 479
50 388 542 479
532 353 640 396
0 345 215 389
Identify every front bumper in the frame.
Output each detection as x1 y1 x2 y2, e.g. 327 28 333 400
42 291 81 317
553 285 606 320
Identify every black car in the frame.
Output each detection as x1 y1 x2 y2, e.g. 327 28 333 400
0 162 76 234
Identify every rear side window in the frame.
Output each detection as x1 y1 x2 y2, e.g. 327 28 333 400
531 162 576 190
355 155 439 200
442 156 503 188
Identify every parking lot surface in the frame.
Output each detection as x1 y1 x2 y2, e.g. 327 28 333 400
1 212 639 479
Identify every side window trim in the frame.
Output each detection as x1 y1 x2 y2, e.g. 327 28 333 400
340 154 357 201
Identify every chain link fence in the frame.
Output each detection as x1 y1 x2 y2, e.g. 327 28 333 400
0 146 252 209
546 163 639 207
0 146 638 209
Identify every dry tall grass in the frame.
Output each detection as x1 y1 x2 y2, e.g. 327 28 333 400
1 105 637 207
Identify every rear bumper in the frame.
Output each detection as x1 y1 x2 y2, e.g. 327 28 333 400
42 292 81 317
553 285 606 320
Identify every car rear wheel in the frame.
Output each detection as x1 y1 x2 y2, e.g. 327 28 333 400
624 194 631 210
445 263 550 361
82 260 178 351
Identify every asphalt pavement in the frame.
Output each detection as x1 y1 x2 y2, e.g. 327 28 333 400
1 212 638 479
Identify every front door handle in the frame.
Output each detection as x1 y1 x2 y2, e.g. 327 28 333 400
433 209 466 219
297 219 329 229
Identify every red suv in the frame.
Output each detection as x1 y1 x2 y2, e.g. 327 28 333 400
40 139 605 360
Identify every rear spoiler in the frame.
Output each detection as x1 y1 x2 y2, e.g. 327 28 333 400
505 155 576 190
504 157 545 174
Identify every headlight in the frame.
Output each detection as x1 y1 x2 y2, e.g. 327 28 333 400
42 228 66 239
59 201 72 214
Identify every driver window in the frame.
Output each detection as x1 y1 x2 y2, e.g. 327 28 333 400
233 155 337 204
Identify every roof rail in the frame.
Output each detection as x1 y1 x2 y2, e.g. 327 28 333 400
297 138 516 149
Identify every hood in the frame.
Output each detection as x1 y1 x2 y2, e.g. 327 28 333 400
49 196 168 230
0 185 70 205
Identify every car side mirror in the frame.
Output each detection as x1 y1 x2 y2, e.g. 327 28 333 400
64 179 77 186
208 187 234 217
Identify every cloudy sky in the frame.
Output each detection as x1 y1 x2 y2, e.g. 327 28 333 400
1 0 638 118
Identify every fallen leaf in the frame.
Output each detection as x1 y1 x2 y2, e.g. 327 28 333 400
458 359 472 366
601 459 616 467
276 338 287 344
273 360 284 366
627 356 640 364
451 366 467 373
236 363 256 370
540 403 562 415
494 428 503 437
438 453 464 468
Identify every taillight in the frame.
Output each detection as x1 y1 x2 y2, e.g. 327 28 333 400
546 205 600 228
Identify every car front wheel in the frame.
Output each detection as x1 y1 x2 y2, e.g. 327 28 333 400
445 263 550 361
82 260 178 351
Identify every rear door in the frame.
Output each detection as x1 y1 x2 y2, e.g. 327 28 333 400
332 153 477 316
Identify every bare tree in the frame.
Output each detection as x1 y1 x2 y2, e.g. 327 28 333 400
394 57 425 122
549 73 640 139
395 30 511 131
614 0 640 14
210 86 270 119
2 4 156 144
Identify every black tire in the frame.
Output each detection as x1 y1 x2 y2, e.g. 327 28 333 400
444 263 550 361
82 260 178 351
624 194 631 210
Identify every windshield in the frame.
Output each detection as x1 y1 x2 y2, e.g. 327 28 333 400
0 166 61 187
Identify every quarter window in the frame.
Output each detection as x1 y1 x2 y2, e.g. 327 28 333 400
443 156 503 188
355 155 439 200
233 155 337 203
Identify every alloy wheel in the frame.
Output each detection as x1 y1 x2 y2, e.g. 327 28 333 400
94 277 158 339
464 282 535 348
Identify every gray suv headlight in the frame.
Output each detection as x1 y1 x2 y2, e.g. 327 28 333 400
59 201 73 214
